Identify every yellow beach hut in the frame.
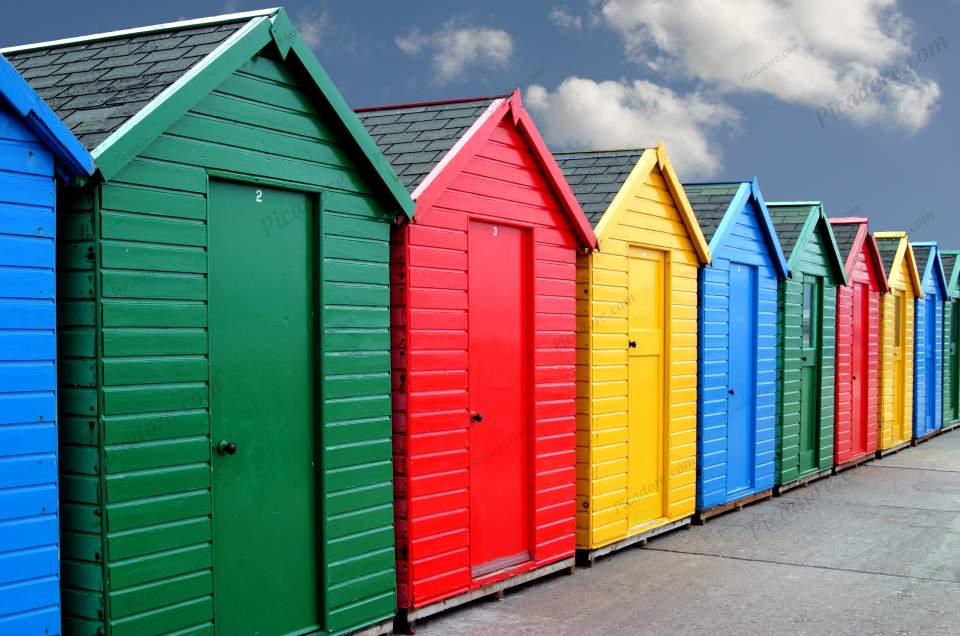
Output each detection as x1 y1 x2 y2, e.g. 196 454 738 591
554 144 710 563
873 232 923 455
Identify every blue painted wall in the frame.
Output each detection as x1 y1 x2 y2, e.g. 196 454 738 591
0 101 61 634
914 246 944 439
698 198 781 511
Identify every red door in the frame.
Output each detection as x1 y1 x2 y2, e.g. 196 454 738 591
468 220 530 576
851 283 869 455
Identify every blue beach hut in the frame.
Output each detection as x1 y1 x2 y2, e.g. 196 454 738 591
0 54 93 634
683 179 789 518
911 241 948 442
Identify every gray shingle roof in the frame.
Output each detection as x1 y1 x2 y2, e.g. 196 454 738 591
913 245 934 283
681 182 742 243
4 20 247 150
875 236 901 276
355 97 500 192
552 150 645 227
767 203 816 259
830 222 862 268
941 252 958 295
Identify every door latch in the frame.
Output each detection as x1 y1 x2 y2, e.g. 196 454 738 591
728 388 735 395
470 412 483 423
217 440 238 456
628 340 637 348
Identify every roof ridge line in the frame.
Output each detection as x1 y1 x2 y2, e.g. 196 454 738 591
0 8 278 53
355 95 510 112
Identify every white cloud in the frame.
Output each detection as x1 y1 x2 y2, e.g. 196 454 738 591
395 22 513 83
295 8 330 48
549 6 583 32
526 77 740 177
599 0 941 131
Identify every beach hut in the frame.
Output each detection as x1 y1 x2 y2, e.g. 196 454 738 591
4 9 414 635
829 218 887 469
765 202 847 492
910 241 948 442
873 232 922 455
356 93 596 630
941 250 960 432
0 55 92 635
551 146 710 562
683 180 789 520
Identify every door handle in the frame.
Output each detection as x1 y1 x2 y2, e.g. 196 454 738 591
801 355 808 362
628 340 637 348
217 440 238 456
729 388 735 395
470 412 483 423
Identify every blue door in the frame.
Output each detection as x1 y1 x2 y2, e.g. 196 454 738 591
727 262 757 496
925 295 937 433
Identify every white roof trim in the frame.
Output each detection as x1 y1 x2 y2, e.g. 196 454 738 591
1 8 278 53
410 98 506 202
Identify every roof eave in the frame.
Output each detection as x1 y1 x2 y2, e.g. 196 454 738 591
0 54 93 178
750 179 790 279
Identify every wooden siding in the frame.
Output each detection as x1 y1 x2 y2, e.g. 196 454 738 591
698 199 779 511
834 240 881 464
775 225 840 484
58 52 398 635
0 104 61 634
914 270 944 438
879 252 916 450
393 118 579 608
945 299 955 426
575 164 699 549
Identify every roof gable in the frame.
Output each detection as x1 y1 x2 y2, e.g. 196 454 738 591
913 242 949 297
356 97 497 192
940 250 960 298
359 90 596 248
874 232 923 297
829 218 888 292
768 202 847 285
3 9 414 218
0 54 93 178
684 178 787 277
557 145 709 263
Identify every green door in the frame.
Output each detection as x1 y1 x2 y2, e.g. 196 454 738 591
798 276 823 474
209 180 321 635
952 302 959 421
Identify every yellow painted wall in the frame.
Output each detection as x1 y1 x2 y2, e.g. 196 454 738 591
575 161 701 550
879 244 917 450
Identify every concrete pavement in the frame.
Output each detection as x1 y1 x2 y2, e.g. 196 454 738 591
414 431 960 635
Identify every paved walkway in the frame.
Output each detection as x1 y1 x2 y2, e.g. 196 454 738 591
416 431 960 635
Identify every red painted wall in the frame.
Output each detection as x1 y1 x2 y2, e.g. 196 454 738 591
834 229 882 464
392 117 578 609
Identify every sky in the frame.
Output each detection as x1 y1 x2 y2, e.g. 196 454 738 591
3 1 958 242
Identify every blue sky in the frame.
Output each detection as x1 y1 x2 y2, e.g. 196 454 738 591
3 1 957 241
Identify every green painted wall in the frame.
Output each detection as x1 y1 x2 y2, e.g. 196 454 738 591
58 50 396 636
776 223 840 485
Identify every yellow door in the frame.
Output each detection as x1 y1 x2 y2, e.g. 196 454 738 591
627 247 666 528
893 291 906 443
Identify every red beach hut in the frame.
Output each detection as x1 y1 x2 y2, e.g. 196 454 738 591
356 92 596 631
830 218 888 468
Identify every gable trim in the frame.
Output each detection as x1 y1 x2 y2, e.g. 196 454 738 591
940 249 960 298
833 219 889 293
88 9 415 219
864 232 890 293
0 54 93 178
592 148 657 246
914 241 949 297
411 89 597 249
782 203 848 286
877 232 924 298
709 179 788 278
655 143 710 264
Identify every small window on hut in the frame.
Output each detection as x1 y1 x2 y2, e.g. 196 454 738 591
802 282 814 348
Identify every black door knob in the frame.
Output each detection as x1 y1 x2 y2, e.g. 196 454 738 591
729 388 735 395
217 441 238 456
628 340 637 348
470 412 483 423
